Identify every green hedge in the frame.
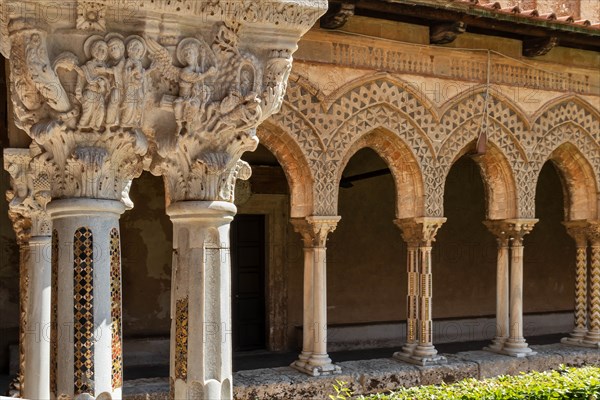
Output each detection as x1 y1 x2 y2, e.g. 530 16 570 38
330 366 600 400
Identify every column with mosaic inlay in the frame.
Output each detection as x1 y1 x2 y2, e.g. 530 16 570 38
583 221 600 347
4 148 52 400
393 218 421 360
394 217 446 366
562 220 590 346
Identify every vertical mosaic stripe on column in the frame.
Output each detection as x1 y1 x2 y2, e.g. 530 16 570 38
574 246 588 331
110 228 123 389
73 227 94 395
50 230 58 396
175 297 189 380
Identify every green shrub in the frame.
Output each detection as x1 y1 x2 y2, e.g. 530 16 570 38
332 366 600 400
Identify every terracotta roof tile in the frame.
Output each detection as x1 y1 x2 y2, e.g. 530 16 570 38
450 0 600 30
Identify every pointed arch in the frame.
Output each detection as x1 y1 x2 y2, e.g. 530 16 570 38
257 120 315 218
336 127 425 219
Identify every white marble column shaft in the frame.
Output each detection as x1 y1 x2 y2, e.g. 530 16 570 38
47 198 125 400
22 236 52 400
167 201 236 400
290 216 341 376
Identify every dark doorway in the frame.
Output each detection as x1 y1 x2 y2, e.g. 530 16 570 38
230 214 267 352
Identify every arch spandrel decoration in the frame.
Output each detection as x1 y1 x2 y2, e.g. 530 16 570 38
266 71 599 219
523 97 600 220
436 88 531 153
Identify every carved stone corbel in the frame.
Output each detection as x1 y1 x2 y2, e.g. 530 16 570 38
430 21 467 45
523 36 558 57
320 2 356 29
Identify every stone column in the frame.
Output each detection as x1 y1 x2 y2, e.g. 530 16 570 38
290 219 316 371
1 2 324 397
4 23 148 399
47 198 125 399
290 217 341 376
562 221 590 346
167 201 236 399
394 217 446 366
485 219 537 357
484 221 511 352
4 149 52 400
308 216 341 375
583 221 600 346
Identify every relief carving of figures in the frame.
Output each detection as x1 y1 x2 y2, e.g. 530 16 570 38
121 36 147 128
105 34 126 129
77 35 113 131
146 35 217 135
53 33 149 133
9 29 71 137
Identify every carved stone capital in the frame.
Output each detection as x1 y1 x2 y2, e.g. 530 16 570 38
4 148 51 240
563 220 591 247
587 221 600 246
292 216 341 248
394 217 446 247
2 1 326 206
485 219 537 246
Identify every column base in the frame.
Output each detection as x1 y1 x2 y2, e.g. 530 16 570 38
290 360 341 376
484 336 508 353
582 331 600 346
394 351 447 366
498 339 536 358
392 342 417 361
561 337 600 348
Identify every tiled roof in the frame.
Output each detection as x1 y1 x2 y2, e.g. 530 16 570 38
451 0 600 29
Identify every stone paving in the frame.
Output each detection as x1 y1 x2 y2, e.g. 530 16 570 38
123 344 600 400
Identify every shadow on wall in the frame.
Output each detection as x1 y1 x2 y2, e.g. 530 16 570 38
120 172 173 339
524 161 575 313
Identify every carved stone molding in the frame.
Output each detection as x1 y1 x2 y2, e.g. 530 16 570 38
4 148 51 240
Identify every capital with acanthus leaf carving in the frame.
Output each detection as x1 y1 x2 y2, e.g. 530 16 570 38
1 0 327 206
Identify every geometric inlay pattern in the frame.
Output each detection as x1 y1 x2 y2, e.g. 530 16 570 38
110 228 123 389
50 230 58 396
73 227 94 395
270 73 600 219
175 297 189 380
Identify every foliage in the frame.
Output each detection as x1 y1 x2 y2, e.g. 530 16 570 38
331 366 600 400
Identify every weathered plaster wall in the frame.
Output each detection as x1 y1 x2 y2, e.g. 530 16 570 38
327 148 406 325
434 157 497 319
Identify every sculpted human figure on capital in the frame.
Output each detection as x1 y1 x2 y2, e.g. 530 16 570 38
77 36 113 131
